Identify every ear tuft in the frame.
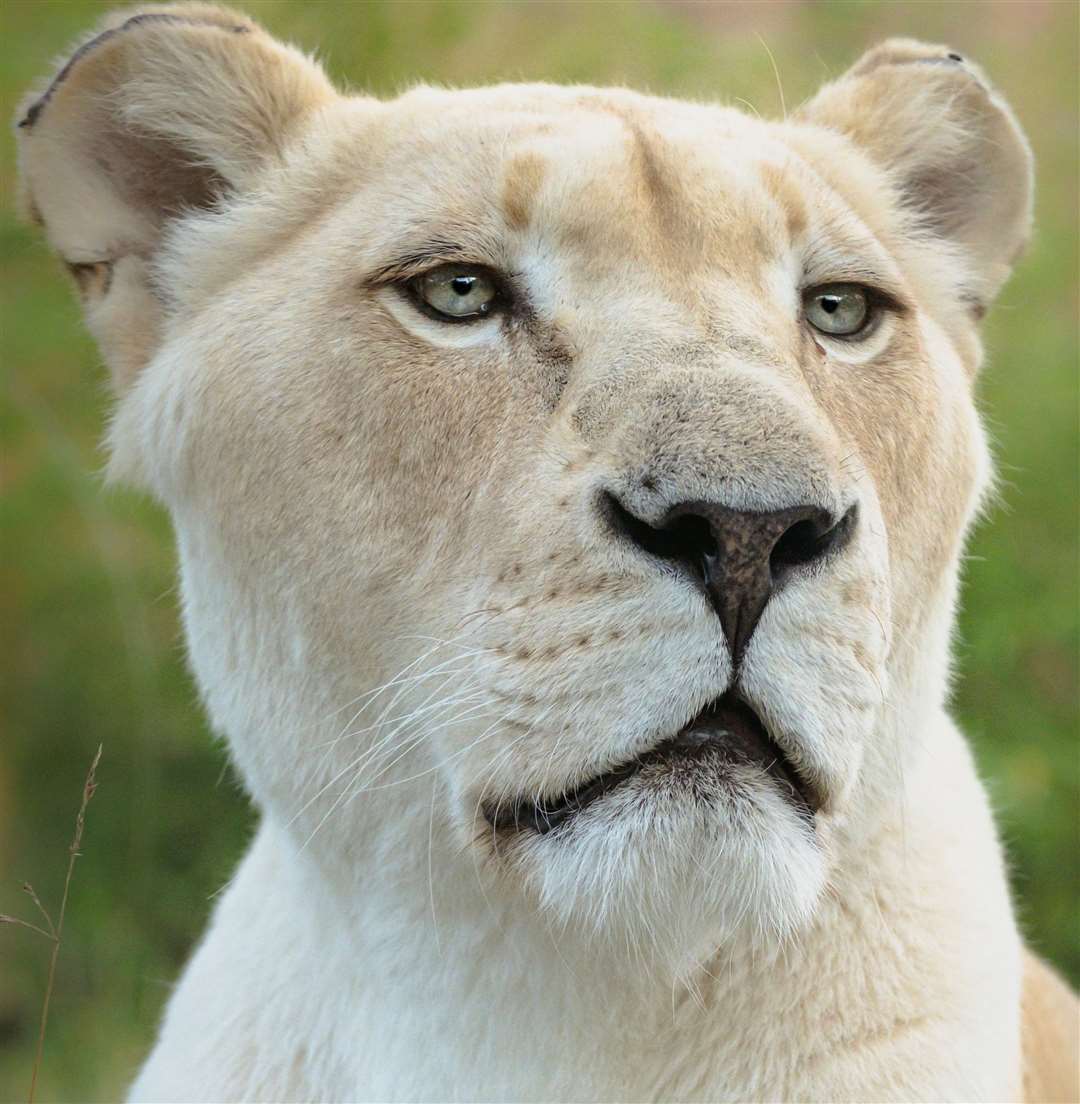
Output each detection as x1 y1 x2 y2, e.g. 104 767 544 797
15 4 337 388
799 39 1034 314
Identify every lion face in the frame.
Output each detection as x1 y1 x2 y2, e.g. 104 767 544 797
19 10 1031 970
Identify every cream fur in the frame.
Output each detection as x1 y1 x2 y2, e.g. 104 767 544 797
15 7 1078 1102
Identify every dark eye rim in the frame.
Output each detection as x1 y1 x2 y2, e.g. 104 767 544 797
801 281 901 341
403 263 511 324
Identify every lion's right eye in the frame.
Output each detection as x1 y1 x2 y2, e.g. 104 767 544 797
410 264 501 322
803 283 871 337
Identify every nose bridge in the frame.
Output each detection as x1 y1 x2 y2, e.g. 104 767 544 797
581 362 842 520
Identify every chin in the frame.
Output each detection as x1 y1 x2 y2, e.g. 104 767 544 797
473 693 831 975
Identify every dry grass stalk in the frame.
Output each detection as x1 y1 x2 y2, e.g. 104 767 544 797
0 745 102 1104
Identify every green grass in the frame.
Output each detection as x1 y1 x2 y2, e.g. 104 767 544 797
2 1 1076 1098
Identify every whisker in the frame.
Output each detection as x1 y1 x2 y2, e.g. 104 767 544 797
357 708 515 794
301 683 495 850
290 675 484 829
347 698 500 797
313 635 467 725
313 671 484 751
318 644 491 751
428 775 442 956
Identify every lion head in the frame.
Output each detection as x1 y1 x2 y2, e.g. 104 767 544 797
18 6 1032 975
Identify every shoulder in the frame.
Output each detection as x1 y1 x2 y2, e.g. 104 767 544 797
1022 950 1079 1103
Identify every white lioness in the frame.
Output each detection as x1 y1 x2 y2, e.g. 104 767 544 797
17 5 1078 1101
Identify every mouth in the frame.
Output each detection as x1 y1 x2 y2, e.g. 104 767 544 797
485 692 820 836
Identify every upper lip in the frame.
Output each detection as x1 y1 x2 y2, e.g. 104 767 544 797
484 691 820 835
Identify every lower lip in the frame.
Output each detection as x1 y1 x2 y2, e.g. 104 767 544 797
485 693 816 835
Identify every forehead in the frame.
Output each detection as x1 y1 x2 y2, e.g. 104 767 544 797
377 86 785 245
348 84 896 293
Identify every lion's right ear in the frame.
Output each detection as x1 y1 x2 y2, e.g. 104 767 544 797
16 4 336 389
797 40 1033 318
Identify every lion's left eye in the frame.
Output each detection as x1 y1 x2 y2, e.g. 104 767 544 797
803 284 870 337
411 265 500 321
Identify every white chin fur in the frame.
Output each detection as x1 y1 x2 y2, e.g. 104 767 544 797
487 767 827 978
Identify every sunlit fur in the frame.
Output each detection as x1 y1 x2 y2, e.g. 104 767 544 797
17 6 1079 1101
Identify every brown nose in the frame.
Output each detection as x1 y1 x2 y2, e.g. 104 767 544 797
602 494 857 668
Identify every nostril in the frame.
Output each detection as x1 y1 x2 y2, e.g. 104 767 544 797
771 518 829 572
601 491 717 568
655 514 716 568
770 504 857 580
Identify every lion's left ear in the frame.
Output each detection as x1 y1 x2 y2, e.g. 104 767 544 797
798 39 1034 314
15 3 338 389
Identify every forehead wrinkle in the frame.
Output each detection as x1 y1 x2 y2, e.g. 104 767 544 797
624 120 680 230
501 150 547 232
622 117 717 279
758 160 808 243
565 98 707 275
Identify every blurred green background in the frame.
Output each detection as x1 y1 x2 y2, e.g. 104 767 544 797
1 1 1076 1098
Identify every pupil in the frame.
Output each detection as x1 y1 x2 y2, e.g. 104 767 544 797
822 296 840 314
451 276 475 297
